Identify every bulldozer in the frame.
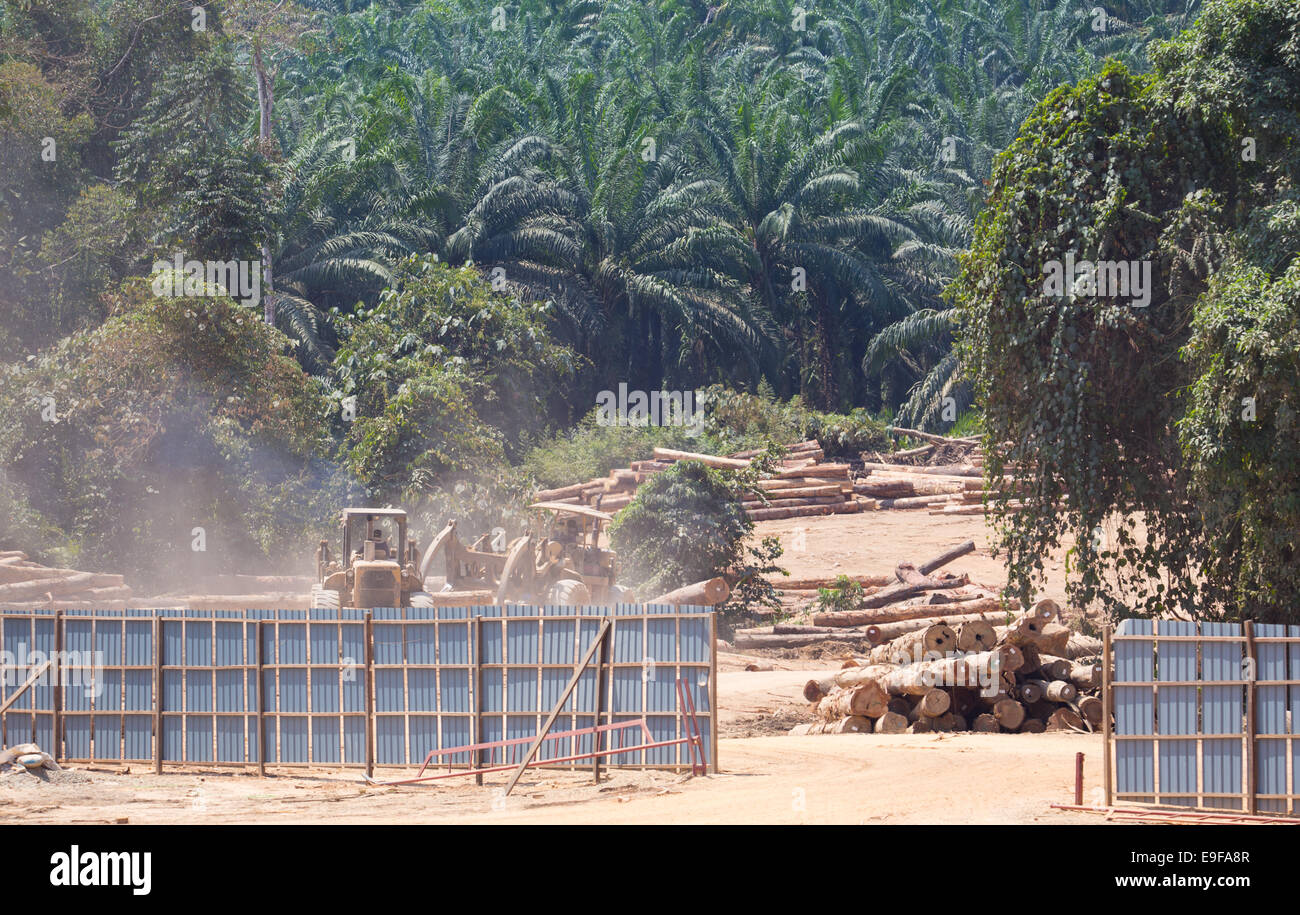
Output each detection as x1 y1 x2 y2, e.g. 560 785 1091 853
311 508 434 610
418 502 631 606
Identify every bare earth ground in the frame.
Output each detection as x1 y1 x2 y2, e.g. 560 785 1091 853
2 511 1109 825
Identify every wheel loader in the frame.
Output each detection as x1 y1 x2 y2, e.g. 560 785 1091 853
311 508 435 610
418 502 631 606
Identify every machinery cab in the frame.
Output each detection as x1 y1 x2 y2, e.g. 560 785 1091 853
315 508 425 609
530 502 619 601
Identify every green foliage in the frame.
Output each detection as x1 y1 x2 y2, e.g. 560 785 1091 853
607 460 756 599
0 278 348 586
1179 259 1300 622
814 575 866 615
951 0 1300 621
699 384 891 457
336 255 579 499
520 414 704 490
722 535 789 625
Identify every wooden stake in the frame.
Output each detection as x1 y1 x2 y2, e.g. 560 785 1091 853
256 620 266 778
1102 625 1112 806
503 618 611 798
1244 621 1257 815
51 610 62 762
364 611 375 781
153 615 163 775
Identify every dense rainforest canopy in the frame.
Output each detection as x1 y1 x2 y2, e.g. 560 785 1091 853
10 0 1300 625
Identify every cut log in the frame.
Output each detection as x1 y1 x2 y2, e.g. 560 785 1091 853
767 574 892 591
915 541 977 576
1025 679 1078 703
652 448 750 469
1036 654 1073 681
647 577 729 606
0 572 100 601
956 619 997 653
1077 695 1104 726
1069 662 1103 691
1064 632 1104 659
746 503 864 521
869 623 957 664
865 609 1015 645
991 698 1026 731
813 595 1009 629
884 427 981 446
860 461 983 477
972 713 1001 733
790 716 874 736
908 688 952 719
1019 718 1046 734
875 648 1021 696
1045 708 1084 732
773 463 850 479
1035 623 1072 657
874 711 909 733
815 683 889 720
1016 680 1045 705
534 482 588 501
735 629 871 651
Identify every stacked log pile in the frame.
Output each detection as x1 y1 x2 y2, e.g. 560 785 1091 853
0 552 132 611
532 428 1044 521
533 439 876 521
789 597 1104 736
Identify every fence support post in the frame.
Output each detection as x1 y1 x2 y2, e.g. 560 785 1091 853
256 619 267 777
1102 624 1112 808
51 610 62 763
1244 621 1258 815
153 615 163 775
592 623 608 784
473 615 483 785
364 611 374 780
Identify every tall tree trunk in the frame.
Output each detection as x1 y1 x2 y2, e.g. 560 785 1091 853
253 41 278 325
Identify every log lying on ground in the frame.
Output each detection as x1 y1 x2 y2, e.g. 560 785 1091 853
865 607 1018 644
908 688 952 719
646 577 730 606
916 540 977 575
790 716 874 735
990 698 1026 731
746 502 865 521
814 595 1011 629
768 574 893 591
884 426 981 446
815 682 889 720
736 629 873 651
874 711 909 733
